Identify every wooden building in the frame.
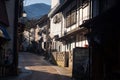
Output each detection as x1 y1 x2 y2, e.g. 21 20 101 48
80 0 119 80
49 0 120 80
48 1 90 79
34 14 51 56
0 0 22 77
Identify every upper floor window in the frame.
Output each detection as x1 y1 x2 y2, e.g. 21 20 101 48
99 0 116 13
66 6 77 28
53 13 61 24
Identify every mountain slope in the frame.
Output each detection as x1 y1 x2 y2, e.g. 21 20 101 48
24 3 50 20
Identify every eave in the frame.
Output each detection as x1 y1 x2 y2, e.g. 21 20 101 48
48 0 73 18
59 27 88 41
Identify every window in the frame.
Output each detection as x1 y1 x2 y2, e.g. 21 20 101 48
53 14 61 24
71 10 76 25
66 12 71 27
99 0 116 13
66 6 77 28
82 4 90 20
100 0 109 13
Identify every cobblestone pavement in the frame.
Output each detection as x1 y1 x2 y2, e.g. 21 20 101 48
10 52 72 80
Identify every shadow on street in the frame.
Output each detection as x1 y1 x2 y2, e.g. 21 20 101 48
24 69 72 80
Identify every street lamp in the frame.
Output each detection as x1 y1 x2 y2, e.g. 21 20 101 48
18 11 28 51
22 11 27 24
22 11 27 18
22 11 30 51
18 11 27 24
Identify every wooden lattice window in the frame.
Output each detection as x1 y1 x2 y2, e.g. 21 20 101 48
66 12 71 28
66 6 77 28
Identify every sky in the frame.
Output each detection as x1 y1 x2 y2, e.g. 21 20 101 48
24 0 51 6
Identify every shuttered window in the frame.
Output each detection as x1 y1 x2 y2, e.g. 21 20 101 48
66 6 77 28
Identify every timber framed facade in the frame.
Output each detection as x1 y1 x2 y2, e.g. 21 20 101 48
48 0 90 79
49 0 119 80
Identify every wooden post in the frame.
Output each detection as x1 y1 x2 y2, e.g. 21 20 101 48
13 0 20 75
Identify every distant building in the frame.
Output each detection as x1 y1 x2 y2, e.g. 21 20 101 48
21 19 36 52
34 14 50 55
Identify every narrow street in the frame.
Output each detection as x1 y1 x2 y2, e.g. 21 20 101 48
18 52 72 80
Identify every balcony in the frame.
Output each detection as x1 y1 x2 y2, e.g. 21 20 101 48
59 27 87 41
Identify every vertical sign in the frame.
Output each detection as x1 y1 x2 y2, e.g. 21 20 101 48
72 47 89 80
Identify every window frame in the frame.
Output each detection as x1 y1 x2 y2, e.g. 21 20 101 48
65 6 77 28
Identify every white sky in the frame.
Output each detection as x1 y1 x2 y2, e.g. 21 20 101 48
24 0 51 6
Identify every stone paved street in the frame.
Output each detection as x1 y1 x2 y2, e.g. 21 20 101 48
17 52 72 80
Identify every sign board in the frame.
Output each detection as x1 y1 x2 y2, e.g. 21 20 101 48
72 47 89 80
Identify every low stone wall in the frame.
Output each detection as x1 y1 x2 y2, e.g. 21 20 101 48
52 51 73 70
52 52 65 67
